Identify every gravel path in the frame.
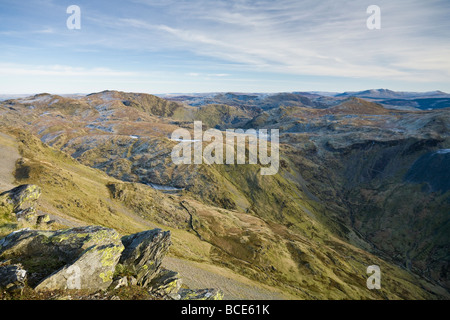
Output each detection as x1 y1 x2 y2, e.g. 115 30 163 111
0 132 20 192
162 256 290 300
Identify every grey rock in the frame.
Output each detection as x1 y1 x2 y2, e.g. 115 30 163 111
148 268 182 295
111 276 128 290
0 184 41 213
178 288 224 300
0 261 27 292
168 293 181 300
16 208 38 224
0 226 124 291
0 225 224 299
118 229 171 287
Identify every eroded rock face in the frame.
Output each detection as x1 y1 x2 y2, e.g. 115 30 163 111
118 229 171 287
0 226 124 290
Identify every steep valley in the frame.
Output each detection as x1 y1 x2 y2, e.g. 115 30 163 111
0 90 449 299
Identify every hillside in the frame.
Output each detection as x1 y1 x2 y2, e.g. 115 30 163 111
0 90 449 299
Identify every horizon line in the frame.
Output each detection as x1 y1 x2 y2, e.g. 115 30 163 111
0 88 448 98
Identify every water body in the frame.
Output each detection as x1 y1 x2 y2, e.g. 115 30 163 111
148 183 183 192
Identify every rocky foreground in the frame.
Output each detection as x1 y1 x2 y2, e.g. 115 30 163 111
0 184 223 300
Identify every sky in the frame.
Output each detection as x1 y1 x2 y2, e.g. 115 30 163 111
0 0 449 94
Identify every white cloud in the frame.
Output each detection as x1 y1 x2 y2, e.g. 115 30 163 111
0 63 139 77
186 72 231 78
33 27 55 34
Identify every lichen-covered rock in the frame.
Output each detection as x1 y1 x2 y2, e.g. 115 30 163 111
0 184 41 213
36 243 123 291
0 185 42 224
178 288 224 300
0 261 27 292
15 207 38 224
0 224 225 298
36 214 51 225
0 226 124 291
118 229 171 287
148 268 182 295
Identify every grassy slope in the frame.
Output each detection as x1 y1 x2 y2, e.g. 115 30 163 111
0 127 447 299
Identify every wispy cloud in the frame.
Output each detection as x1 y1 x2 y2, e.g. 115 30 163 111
119 0 450 83
0 27 55 36
186 72 231 78
0 63 139 77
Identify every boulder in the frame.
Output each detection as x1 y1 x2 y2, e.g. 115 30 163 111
0 185 41 223
178 288 224 300
0 226 124 291
0 261 27 292
118 229 171 287
0 184 41 213
147 268 182 295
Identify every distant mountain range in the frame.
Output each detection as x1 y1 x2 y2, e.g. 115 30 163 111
159 89 450 111
3 89 449 111
335 89 450 110
335 89 450 99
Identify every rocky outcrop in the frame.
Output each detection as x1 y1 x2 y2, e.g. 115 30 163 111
0 184 41 213
0 225 223 300
0 184 52 226
147 268 182 296
0 226 124 290
118 229 171 287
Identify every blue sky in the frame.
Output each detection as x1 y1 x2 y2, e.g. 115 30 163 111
0 0 449 94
